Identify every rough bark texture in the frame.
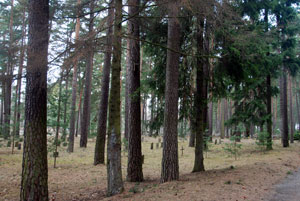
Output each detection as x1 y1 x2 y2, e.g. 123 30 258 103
161 1 180 183
107 0 124 196
68 0 81 152
127 0 143 182
20 0 49 200
80 0 94 148
193 17 205 173
94 1 114 165
280 71 289 147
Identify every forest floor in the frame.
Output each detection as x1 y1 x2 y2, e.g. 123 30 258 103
0 137 300 201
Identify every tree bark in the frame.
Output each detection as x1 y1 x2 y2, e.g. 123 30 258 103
280 70 289 147
107 0 124 196
127 0 143 182
193 17 205 173
68 0 81 152
94 0 114 165
80 0 95 148
161 0 180 183
20 0 49 200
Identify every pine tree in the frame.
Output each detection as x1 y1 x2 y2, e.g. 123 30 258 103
127 0 143 182
107 0 124 196
161 0 180 183
20 0 49 199
94 0 114 165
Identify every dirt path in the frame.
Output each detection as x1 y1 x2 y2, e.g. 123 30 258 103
267 168 300 201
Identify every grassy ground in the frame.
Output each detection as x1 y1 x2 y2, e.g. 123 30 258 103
0 137 300 201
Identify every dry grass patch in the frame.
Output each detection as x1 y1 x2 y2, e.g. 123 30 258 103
0 137 300 201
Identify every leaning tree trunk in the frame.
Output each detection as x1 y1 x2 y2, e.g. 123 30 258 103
161 0 180 183
127 0 143 182
20 0 49 200
280 70 289 147
68 0 81 152
94 0 114 165
80 0 95 148
193 17 205 173
107 0 124 196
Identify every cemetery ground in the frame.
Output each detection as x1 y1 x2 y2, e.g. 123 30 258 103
0 137 300 201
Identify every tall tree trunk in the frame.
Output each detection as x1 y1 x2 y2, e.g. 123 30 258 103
94 0 114 165
192 17 205 173
273 97 278 133
62 73 69 140
20 0 49 199
124 36 130 141
13 6 26 139
161 0 180 182
75 88 83 138
62 30 72 140
80 0 95 148
127 0 143 182
189 71 196 147
266 74 272 149
54 75 63 168
68 0 81 152
280 70 289 147
289 74 294 143
4 0 14 140
107 0 124 196
264 8 272 150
